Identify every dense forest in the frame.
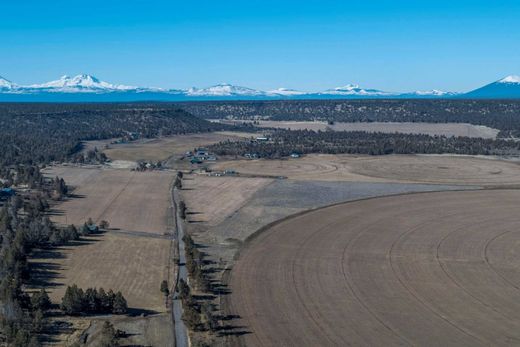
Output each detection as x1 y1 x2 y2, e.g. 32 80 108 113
209 129 520 158
0 103 239 166
178 99 520 137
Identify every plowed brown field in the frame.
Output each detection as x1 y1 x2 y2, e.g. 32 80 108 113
227 190 520 346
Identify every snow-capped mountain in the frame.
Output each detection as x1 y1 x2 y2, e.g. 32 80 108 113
186 83 266 97
321 84 395 96
267 88 308 96
499 75 520 84
464 75 520 98
0 73 519 100
402 89 459 97
0 76 16 90
28 74 138 93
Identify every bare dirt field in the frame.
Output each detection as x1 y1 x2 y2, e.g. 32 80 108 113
181 175 272 227
31 232 172 313
93 131 254 163
213 154 520 185
226 189 520 346
256 120 499 138
44 167 174 234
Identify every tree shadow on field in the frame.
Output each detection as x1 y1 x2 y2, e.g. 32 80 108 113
47 208 66 216
188 220 206 224
28 236 101 289
215 313 252 337
126 307 160 317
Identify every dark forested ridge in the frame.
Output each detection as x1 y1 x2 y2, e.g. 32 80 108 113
178 99 520 137
0 103 232 166
209 129 520 158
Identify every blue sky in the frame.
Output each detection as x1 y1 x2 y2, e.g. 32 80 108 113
1 0 519 92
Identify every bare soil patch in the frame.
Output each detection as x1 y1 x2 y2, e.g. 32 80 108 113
213 154 520 185
181 176 272 227
227 189 520 346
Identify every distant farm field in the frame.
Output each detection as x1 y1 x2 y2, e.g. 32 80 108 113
89 131 254 162
255 120 500 138
213 154 520 185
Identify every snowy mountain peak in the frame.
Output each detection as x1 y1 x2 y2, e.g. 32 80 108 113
30 74 137 92
324 83 392 96
268 88 307 96
409 89 457 96
186 83 265 96
0 76 15 89
498 75 520 84
0 76 19 89
334 84 361 91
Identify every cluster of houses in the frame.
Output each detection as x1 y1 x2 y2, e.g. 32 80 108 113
186 148 217 164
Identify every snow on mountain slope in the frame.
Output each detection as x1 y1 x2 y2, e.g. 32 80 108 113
405 89 459 97
267 88 308 96
1 73 520 100
464 75 520 98
322 84 395 96
498 75 520 84
0 76 16 90
186 83 266 96
29 74 137 92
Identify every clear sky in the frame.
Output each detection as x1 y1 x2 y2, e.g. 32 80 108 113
1 0 519 92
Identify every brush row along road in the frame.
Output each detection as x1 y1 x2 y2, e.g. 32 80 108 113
227 189 520 346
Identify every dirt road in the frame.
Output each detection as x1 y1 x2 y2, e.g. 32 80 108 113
227 190 520 346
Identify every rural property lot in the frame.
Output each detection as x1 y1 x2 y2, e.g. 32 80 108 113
226 190 520 346
31 232 172 313
36 166 175 313
181 175 272 227
92 131 254 163
213 154 520 185
45 167 174 234
255 120 500 138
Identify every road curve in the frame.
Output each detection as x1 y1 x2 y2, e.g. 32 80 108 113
226 190 520 346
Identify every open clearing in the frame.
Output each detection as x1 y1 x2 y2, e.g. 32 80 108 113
181 175 272 227
256 120 500 138
213 154 520 185
227 189 520 346
35 166 175 314
91 131 254 162
31 232 172 313
45 167 174 234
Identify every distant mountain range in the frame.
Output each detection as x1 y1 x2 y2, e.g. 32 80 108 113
0 74 519 101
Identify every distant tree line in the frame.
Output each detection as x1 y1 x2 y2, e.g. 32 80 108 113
208 129 520 158
0 103 248 166
179 99 520 137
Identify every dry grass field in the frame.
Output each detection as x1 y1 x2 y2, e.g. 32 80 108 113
33 166 176 345
31 232 172 313
213 154 520 185
226 190 520 346
45 167 174 234
256 120 499 138
95 131 254 162
181 176 272 227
